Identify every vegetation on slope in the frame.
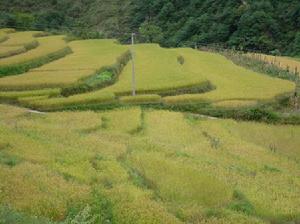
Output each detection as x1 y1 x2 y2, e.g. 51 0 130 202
0 35 71 77
1 0 300 56
0 105 299 223
0 39 128 90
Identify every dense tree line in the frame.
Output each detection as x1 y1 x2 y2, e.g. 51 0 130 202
0 0 300 55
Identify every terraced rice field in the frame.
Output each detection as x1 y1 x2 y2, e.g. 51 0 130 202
0 30 299 224
100 44 209 95
0 35 67 68
27 46 294 109
0 45 26 58
0 105 299 223
0 40 128 90
0 31 41 48
0 30 295 109
162 50 295 104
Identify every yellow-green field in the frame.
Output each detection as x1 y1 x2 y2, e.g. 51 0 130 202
0 30 295 109
162 50 295 104
99 44 209 95
0 45 26 58
0 29 299 224
0 35 67 68
17 42 294 110
0 39 128 90
0 31 41 48
0 105 299 223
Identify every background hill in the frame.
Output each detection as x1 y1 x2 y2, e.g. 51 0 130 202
1 0 300 54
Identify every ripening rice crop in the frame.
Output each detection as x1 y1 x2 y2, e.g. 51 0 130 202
0 105 299 223
0 28 15 33
0 45 26 58
0 88 60 101
0 32 8 44
163 50 295 104
27 43 295 110
0 31 42 50
94 44 209 95
0 35 67 68
26 91 116 110
0 31 41 48
0 28 14 43
212 100 258 108
119 94 162 104
0 39 128 90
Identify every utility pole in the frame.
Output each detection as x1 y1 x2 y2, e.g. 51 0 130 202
131 33 136 96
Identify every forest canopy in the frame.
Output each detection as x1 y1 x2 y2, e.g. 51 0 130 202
1 0 300 55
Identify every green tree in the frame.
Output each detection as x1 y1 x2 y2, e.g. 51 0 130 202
14 13 35 30
139 21 163 43
293 32 300 56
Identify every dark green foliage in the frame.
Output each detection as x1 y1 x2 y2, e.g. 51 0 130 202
1 0 300 55
263 165 281 173
0 206 53 224
293 32 300 56
0 151 21 167
243 108 279 123
228 190 255 216
139 21 163 43
177 55 184 65
0 47 72 77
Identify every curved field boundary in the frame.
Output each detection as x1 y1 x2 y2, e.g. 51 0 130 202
0 88 60 103
114 80 215 97
0 46 72 78
0 31 42 48
0 46 27 59
61 50 132 96
0 35 8 44
22 92 116 111
0 35 71 77
0 40 129 91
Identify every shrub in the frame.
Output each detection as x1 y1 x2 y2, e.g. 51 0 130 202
177 55 185 65
228 190 255 216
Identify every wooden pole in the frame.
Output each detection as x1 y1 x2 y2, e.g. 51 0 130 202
131 33 136 96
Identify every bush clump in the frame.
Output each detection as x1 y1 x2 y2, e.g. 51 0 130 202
177 55 185 65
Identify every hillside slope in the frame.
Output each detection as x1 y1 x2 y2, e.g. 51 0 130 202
1 0 300 55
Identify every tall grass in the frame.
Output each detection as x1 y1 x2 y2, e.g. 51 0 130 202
0 105 299 223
